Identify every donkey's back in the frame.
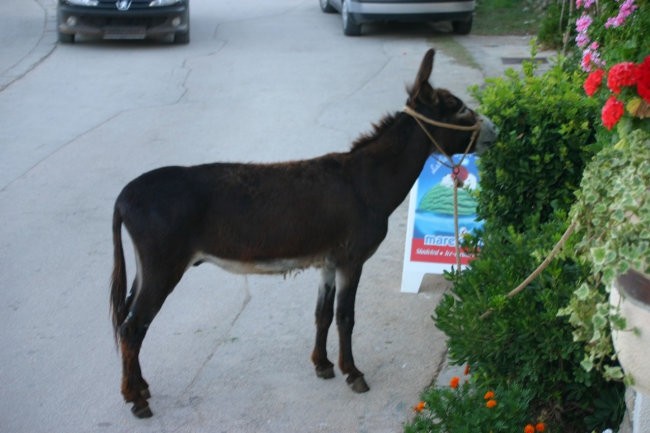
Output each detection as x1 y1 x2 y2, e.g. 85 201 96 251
115 156 370 275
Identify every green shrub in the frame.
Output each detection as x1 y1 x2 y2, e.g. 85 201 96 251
470 60 599 230
405 376 534 433
425 55 626 432
434 220 625 431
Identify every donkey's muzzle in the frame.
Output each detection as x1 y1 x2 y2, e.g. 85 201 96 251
475 115 498 154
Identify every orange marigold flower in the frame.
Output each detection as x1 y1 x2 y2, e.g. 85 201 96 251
524 424 535 433
413 401 426 413
484 390 495 400
535 422 546 432
449 376 460 389
486 399 497 408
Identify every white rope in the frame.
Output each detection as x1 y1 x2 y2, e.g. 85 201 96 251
403 105 482 273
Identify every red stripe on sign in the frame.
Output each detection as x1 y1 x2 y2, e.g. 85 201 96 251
410 238 475 265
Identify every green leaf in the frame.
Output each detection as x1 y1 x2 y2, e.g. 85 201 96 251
575 283 590 301
590 247 607 265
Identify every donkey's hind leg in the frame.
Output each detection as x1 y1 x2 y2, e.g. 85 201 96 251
311 265 336 379
120 268 183 418
123 282 150 400
335 265 369 393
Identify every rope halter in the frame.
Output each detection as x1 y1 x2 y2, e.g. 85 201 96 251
402 105 483 272
402 105 482 171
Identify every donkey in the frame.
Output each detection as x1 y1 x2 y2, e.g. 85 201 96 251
110 49 497 418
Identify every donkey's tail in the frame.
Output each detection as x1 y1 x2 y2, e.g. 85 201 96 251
110 206 128 347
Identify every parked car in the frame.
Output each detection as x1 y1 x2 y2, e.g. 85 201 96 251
319 0 474 36
56 0 190 44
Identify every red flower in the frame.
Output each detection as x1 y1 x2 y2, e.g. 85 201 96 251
636 55 650 103
535 422 546 432
607 62 638 93
524 425 535 433
584 69 605 96
602 96 625 130
449 376 460 389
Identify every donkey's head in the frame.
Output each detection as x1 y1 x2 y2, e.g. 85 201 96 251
405 49 497 156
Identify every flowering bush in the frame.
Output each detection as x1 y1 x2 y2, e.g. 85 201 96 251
574 0 650 131
584 56 650 130
435 216 626 431
558 0 650 385
405 370 534 433
409 3 646 433
435 40 626 432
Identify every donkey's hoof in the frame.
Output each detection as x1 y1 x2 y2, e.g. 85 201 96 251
316 365 335 379
347 375 370 393
131 402 153 418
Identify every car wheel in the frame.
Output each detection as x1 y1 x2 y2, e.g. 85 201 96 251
452 17 473 35
58 31 74 43
319 0 336 13
342 0 361 36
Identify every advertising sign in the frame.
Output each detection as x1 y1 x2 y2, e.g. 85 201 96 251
401 154 482 293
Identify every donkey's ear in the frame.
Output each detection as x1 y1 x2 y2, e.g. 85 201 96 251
408 49 435 105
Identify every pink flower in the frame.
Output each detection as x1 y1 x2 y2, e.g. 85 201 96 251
576 33 590 48
576 14 592 33
605 0 637 28
580 45 605 72
576 0 595 8
601 96 625 130
607 62 638 93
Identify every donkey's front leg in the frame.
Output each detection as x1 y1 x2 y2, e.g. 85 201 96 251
335 265 369 393
311 266 336 379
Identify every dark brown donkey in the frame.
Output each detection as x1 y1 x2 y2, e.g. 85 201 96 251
110 49 497 418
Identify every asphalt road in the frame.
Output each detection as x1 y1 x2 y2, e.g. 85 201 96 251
0 1 545 432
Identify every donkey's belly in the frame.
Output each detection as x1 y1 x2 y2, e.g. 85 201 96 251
191 253 327 275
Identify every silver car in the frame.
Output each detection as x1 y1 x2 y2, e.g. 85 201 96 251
320 0 474 36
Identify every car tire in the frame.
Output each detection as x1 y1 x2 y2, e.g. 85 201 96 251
58 32 74 43
452 17 472 35
319 0 336 13
342 0 361 36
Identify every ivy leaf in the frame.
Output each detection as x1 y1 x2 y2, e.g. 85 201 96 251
592 313 607 330
609 314 626 330
603 365 625 381
575 283 590 301
590 247 607 265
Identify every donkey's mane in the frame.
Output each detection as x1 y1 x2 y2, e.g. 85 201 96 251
350 112 400 151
